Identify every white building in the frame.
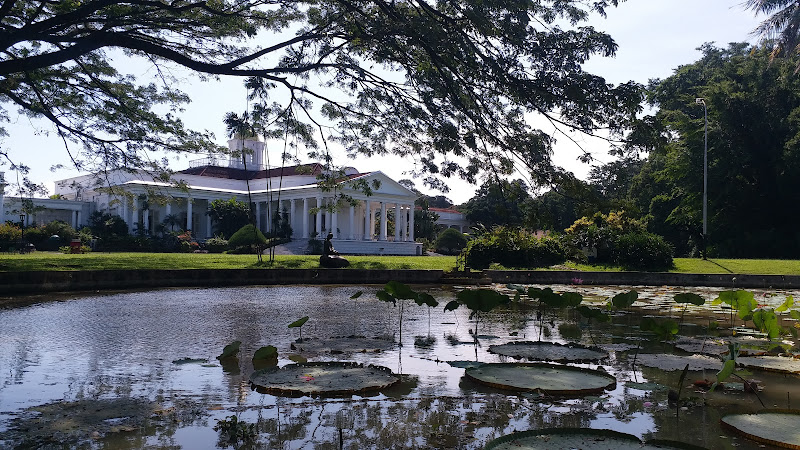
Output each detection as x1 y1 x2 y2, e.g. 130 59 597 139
14 137 433 255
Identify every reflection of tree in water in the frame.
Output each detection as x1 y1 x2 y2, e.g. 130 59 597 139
235 392 602 448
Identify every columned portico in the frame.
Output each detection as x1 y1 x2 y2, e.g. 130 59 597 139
186 199 193 232
315 196 322 237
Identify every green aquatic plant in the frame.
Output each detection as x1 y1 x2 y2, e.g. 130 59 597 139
288 316 310 342
214 415 258 446
216 340 241 360
610 290 638 310
713 290 758 329
444 288 510 344
377 281 438 346
673 292 705 333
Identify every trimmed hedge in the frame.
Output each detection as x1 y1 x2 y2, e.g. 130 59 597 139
434 228 468 255
464 227 567 270
613 232 674 271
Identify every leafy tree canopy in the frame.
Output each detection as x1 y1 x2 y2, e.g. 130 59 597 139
459 178 532 228
207 198 251 239
627 42 800 258
0 0 641 194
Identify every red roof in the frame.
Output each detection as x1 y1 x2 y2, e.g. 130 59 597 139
179 163 325 180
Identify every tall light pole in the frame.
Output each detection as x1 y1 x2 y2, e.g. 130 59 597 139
695 98 708 259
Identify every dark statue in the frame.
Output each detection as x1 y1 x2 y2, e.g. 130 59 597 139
320 233 350 268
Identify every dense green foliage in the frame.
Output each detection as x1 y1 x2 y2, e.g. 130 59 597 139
514 42 800 259
207 199 251 239
463 227 567 270
434 228 468 255
627 43 800 258
460 179 533 229
612 232 674 272
227 224 267 253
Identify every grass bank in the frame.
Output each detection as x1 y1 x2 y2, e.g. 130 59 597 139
1 253 799 275
0 252 459 272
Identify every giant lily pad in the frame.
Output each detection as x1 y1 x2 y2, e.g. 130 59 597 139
488 341 608 363
634 354 721 371
736 356 800 374
250 362 399 397
484 428 704 449
673 337 729 356
464 363 616 396
721 410 800 449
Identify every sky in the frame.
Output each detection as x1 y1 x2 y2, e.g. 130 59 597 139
1 1 766 205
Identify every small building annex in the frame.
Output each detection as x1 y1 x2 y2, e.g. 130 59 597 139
1 137 431 255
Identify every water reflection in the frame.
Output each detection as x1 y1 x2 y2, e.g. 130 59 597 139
0 284 796 448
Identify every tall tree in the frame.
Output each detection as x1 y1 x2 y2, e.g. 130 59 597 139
0 1 641 194
747 0 800 69
629 43 800 257
459 178 532 228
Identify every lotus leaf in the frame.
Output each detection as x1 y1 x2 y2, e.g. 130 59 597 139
488 341 608 363
485 428 702 449
464 363 616 395
250 362 400 397
721 410 800 449
736 356 800 374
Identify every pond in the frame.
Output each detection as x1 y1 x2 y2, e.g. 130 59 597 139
1 284 799 449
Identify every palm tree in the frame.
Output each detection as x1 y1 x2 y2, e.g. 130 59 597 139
224 111 262 263
746 0 800 68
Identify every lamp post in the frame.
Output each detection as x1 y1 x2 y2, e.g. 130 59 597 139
695 98 708 259
19 213 25 247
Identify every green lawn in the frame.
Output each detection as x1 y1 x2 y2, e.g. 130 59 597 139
0 252 459 272
1 252 799 275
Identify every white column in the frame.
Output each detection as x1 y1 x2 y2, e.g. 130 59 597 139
143 209 150 234
130 200 138 234
206 202 212 238
409 205 415 241
379 202 387 241
364 200 371 240
76 210 82 230
349 205 355 240
72 210 78 229
315 196 322 236
399 206 406 241
332 207 338 238
394 203 401 241
166 202 172 216
186 199 193 232
290 199 296 237
256 201 262 231
302 197 309 238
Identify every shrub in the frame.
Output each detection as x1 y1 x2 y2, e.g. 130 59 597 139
306 238 323 255
613 232 674 271
434 228 468 255
205 236 229 253
228 224 267 253
88 212 128 238
463 227 567 270
0 222 21 251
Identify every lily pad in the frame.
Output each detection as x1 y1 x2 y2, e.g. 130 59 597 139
736 356 800 374
290 336 394 354
634 354 721 371
464 363 616 396
485 428 703 449
721 410 800 449
250 361 399 397
673 337 729 356
488 341 608 363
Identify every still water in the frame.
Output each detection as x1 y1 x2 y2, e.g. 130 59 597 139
0 284 798 449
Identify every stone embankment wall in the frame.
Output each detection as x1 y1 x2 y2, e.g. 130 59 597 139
2 269 800 295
